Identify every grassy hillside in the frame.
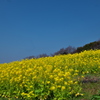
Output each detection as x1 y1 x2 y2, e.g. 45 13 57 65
0 50 100 100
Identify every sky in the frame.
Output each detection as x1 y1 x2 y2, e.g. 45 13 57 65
0 0 100 63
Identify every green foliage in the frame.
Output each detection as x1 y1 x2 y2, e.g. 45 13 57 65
76 40 100 53
91 92 100 100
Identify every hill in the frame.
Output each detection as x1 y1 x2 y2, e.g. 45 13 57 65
25 40 100 59
75 40 100 53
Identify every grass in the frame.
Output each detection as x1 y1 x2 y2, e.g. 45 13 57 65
73 74 100 100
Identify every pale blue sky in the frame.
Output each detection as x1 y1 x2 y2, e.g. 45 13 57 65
0 0 100 63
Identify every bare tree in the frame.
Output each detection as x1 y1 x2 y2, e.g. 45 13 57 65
24 56 35 59
52 46 76 56
36 53 49 58
65 46 76 54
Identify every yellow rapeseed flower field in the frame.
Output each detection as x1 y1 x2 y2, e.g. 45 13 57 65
0 50 100 99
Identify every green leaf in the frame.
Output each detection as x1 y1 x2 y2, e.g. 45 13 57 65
35 89 41 94
93 95 100 99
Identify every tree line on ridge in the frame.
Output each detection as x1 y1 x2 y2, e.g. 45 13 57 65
24 40 100 59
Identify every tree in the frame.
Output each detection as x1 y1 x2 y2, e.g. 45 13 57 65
52 46 76 56
24 55 35 59
36 53 49 58
75 40 100 53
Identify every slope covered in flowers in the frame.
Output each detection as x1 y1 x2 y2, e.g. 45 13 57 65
0 50 100 99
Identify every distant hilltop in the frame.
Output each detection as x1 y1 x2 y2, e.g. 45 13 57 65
25 40 100 59
75 40 100 53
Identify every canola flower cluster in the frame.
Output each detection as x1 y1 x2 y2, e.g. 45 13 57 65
0 50 100 99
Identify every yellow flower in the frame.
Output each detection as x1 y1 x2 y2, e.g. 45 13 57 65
68 80 73 84
30 85 33 88
57 85 61 88
74 73 78 76
1 49 100 99
49 75 53 79
64 82 68 85
75 93 80 97
74 81 78 84
21 92 27 96
75 70 79 73
46 81 50 84
50 86 56 90
61 86 66 90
